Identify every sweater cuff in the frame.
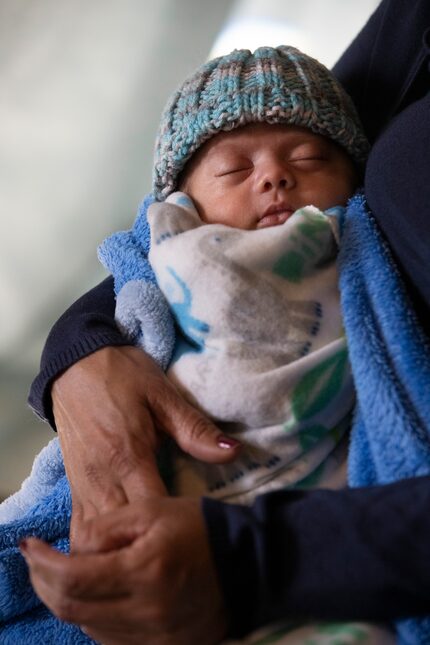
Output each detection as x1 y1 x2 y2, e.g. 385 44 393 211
28 331 131 429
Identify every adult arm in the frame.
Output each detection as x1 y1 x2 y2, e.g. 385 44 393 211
28 276 128 428
52 344 240 541
205 478 430 636
21 478 430 643
29 276 241 541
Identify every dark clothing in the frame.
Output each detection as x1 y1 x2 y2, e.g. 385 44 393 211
204 478 430 636
28 0 430 637
28 276 130 428
333 0 430 332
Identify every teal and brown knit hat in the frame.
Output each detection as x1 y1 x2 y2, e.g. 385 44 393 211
153 45 369 200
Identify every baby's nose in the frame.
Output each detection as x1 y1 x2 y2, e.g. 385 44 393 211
259 160 294 192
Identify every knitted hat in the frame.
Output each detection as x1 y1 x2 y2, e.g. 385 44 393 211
153 45 369 200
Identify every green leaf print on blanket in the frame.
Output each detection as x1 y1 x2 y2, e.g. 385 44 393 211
281 347 350 489
272 208 335 283
304 623 368 645
290 347 349 423
236 621 370 645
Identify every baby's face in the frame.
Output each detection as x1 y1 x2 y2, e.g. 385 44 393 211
180 123 358 229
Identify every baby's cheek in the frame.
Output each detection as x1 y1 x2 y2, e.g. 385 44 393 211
313 176 354 209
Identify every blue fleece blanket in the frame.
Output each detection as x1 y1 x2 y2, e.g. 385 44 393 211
0 193 429 644
338 194 430 645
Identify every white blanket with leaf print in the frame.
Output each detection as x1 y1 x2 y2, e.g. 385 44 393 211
147 192 355 503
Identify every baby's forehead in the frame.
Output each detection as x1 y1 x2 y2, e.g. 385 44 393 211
202 123 328 158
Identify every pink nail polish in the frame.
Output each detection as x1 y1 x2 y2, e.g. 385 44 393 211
217 435 240 449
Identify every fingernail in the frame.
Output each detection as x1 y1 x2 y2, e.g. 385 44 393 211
217 435 240 449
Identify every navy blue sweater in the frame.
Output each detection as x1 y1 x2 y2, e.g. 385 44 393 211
29 0 430 636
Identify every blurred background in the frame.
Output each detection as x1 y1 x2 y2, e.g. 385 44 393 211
0 0 380 497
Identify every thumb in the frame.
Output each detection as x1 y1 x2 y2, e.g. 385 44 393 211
151 383 241 463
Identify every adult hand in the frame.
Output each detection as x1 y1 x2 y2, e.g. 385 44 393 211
21 497 227 645
52 346 241 547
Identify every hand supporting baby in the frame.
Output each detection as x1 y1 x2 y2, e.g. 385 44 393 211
51 345 241 547
21 496 227 645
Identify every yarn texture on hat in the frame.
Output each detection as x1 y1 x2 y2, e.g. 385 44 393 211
153 46 369 200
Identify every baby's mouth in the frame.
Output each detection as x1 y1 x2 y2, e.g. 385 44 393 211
257 204 294 229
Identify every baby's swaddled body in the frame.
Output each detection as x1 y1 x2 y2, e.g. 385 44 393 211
148 192 354 503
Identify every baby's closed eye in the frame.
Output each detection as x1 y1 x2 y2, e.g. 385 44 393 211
215 165 253 177
214 153 253 177
288 142 329 164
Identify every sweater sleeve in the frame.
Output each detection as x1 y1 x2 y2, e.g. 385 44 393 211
333 0 430 144
28 276 130 428
334 0 430 327
203 476 430 637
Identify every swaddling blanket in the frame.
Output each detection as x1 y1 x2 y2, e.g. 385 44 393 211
147 193 354 502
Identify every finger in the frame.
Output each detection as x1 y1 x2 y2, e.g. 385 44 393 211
30 569 134 631
89 403 169 500
21 538 130 600
150 384 241 463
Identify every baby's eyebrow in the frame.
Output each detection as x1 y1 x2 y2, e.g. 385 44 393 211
210 142 244 156
286 134 325 146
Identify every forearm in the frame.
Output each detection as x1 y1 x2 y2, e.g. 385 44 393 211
204 476 430 637
28 277 130 427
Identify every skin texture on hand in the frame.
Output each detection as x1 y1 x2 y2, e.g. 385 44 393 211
21 497 227 645
52 345 241 547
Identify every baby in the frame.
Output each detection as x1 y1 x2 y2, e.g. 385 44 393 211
99 46 369 504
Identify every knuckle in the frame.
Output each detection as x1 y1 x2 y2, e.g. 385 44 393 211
106 436 159 480
186 415 211 444
106 444 136 478
146 376 171 409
